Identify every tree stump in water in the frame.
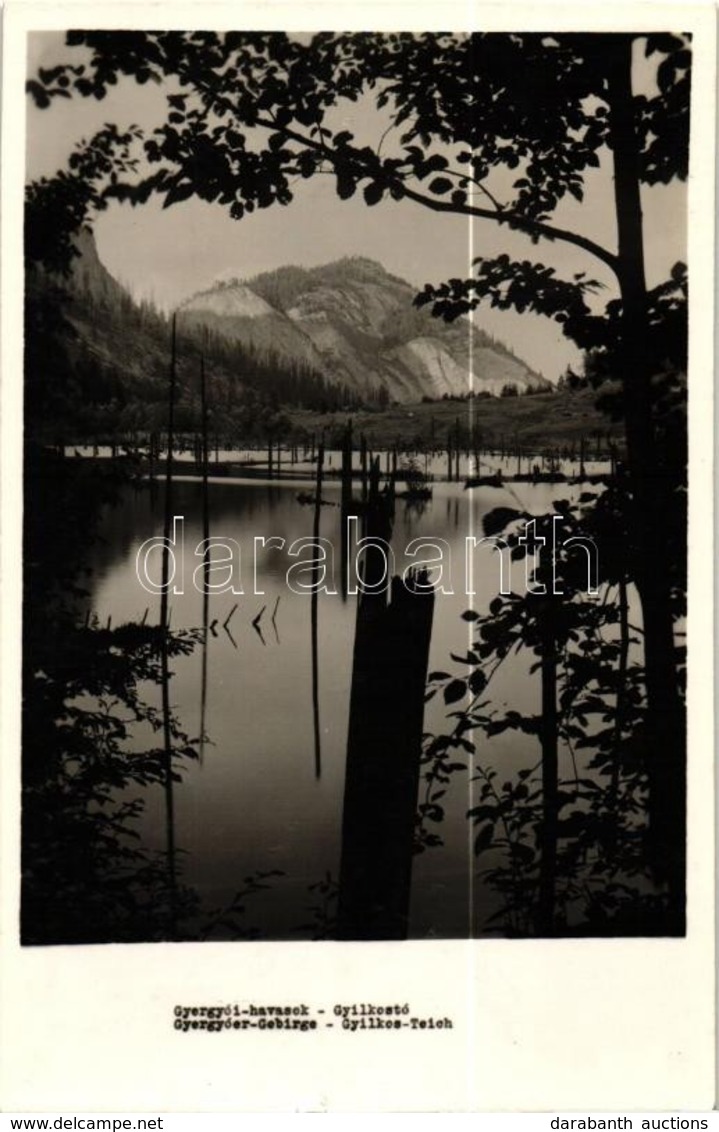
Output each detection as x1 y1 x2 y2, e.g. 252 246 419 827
337 478 435 939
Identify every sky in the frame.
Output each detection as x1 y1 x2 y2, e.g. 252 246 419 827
25 31 687 381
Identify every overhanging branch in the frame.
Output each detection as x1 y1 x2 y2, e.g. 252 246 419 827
398 184 619 277
252 113 619 278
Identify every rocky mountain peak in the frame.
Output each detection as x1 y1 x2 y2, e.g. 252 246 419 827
59 231 549 404
179 255 549 402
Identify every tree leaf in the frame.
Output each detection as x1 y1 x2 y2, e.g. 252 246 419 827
483 507 522 537
428 176 453 195
443 678 467 705
474 823 493 854
363 181 384 205
336 173 356 200
163 181 194 208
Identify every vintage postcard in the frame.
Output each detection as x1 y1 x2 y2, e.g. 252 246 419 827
1 0 715 1113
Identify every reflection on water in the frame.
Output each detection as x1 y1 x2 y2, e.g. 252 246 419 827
82 475 571 939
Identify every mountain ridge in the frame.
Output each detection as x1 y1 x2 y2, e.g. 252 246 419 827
37 233 549 418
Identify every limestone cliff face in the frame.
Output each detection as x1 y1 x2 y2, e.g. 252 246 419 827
54 235 546 405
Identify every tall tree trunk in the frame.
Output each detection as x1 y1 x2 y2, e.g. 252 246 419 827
605 36 685 933
537 598 559 935
311 443 325 779
199 347 210 767
160 314 178 938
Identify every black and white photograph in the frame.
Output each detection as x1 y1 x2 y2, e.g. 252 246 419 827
1 0 715 1114
21 23 693 943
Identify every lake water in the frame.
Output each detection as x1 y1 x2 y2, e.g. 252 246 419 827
83 473 593 940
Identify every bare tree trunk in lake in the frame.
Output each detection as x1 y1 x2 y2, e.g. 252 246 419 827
199 348 210 766
337 474 435 940
339 422 353 602
360 434 368 506
310 442 324 779
454 420 460 482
